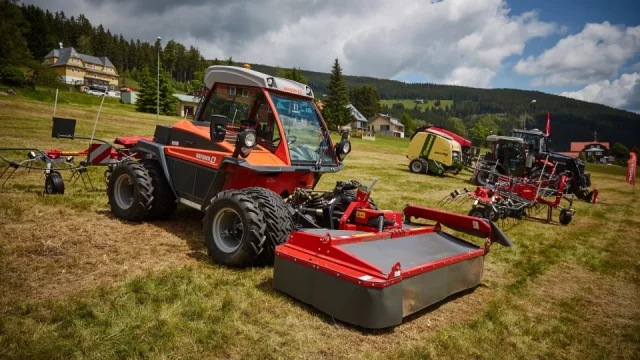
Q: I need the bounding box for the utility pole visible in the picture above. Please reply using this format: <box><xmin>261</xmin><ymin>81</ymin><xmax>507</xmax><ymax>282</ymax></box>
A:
<box><xmin>157</xmin><ymin>36</ymin><xmax>161</xmax><ymax>120</ymax></box>
<box><xmin>523</xmin><ymin>99</ymin><xmax>536</xmax><ymax>129</ymax></box>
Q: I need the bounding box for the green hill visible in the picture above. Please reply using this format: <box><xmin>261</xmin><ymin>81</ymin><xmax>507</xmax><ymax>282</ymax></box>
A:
<box><xmin>248</xmin><ymin>63</ymin><xmax>640</xmax><ymax>151</ymax></box>
<box><xmin>380</xmin><ymin>99</ymin><xmax>453</xmax><ymax>111</ymax></box>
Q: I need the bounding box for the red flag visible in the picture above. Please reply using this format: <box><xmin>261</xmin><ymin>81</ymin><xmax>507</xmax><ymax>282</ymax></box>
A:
<box><xmin>628</xmin><ymin>152</ymin><xmax>637</xmax><ymax>186</ymax></box>
<box><xmin>546</xmin><ymin>112</ymin><xmax>550</xmax><ymax>136</ymax></box>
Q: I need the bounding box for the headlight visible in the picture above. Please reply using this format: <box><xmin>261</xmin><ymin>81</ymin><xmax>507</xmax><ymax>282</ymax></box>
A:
<box><xmin>306</xmin><ymin>86</ymin><xmax>312</xmax><ymax>96</ymax></box>
<box><xmin>27</xmin><ymin>151</ymin><xmax>37</xmax><ymax>159</ymax></box>
<box><xmin>244</xmin><ymin>132</ymin><xmax>256</xmax><ymax>147</ymax></box>
<box><xmin>342</xmin><ymin>141</ymin><xmax>351</xmax><ymax>154</ymax></box>
<box><xmin>267</xmin><ymin>77</ymin><xmax>276</xmax><ymax>87</ymax></box>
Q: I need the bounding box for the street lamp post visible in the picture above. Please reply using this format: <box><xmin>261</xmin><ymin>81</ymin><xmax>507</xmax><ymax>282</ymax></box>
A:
<box><xmin>523</xmin><ymin>99</ymin><xmax>536</xmax><ymax>129</ymax></box>
<box><xmin>157</xmin><ymin>36</ymin><xmax>161</xmax><ymax>120</ymax></box>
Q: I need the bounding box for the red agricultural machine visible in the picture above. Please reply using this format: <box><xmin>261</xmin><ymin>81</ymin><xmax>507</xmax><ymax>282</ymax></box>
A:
<box><xmin>1</xmin><ymin>66</ymin><xmax>514</xmax><ymax>329</ymax></box>
<box><xmin>444</xmin><ymin>166</ymin><xmax>575</xmax><ymax>225</ymax></box>
<box><xmin>472</xmin><ymin>130</ymin><xmax>598</xmax><ymax>203</ymax></box>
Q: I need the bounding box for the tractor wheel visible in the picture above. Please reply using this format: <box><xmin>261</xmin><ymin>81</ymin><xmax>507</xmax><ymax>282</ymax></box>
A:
<box><xmin>409</xmin><ymin>158</ymin><xmax>426</xmax><ymax>174</ymax></box>
<box><xmin>243</xmin><ymin>187</ymin><xmax>294</xmax><ymax>265</ymax></box>
<box><xmin>418</xmin><ymin>158</ymin><xmax>429</xmax><ymax>174</ymax></box>
<box><xmin>107</xmin><ymin>160</ymin><xmax>153</xmax><ymax>221</ymax></box>
<box><xmin>468</xmin><ymin>207</ymin><xmax>485</xmax><ymax>219</ymax></box>
<box><xmin>559</xmin><ymin>209</ymin><xmax>573</xmax><ymax>225</ymax></box>
<box><xmin>44</xmin><ymin>171</ymin><xmax>64</xmax><ymax>194</ymax></box>
<box><xmin>204</xmin><ymin>190</ymin><xmax>266</xmax><ymax>267</ymax></box>
<box><xmin>472</xmin><ymin>168</ymin><xmax>491</xmax><ymax>186</ymax></box>
<box><xmin>140</xmin><ymin>159</ymin><xmax>177</xmax><ymax>220</ymax></box>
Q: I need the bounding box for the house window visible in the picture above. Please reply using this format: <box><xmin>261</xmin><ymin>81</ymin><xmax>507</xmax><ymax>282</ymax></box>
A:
<box><xmin>112</xmin><ymin>77</ymin><xmax>115</xmax><ymax>81</ymax></box>
<box><xmin>94</xmin><ymin>74</ymin><xmax>96</xmax><ymax>78</ymax></box>
<box><xmin>103</xmin><ymin>75</ymin><xmax>106</xmax><ymax>79</ymax></box>
<box><xmin>380</xmin><ymin>125</ymin><xmax>390</xmax><ymax>131</ymax></box>
<box><xmin>596</xmin><ymin>152</ymin><xmax>602</xmax><ymax>156</ymax></box>
<box><xmin>241</xmin><ymin>89</ymin><xmax>249</xmax><ymax>98</ymax></box>
<box><xmin>229</xmin><ymin>87</ymin><xmax>237</xmax><ymax>96</ymax></box>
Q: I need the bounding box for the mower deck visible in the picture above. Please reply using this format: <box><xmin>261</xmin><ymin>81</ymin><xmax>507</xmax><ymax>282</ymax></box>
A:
<box><xmin>273</xmin><ymin>223</ymin><xmax>487</xmax><ymax>329</ymax></box>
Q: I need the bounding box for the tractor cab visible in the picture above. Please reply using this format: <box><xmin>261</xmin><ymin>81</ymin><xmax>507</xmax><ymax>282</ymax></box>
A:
<box><xmin>510</xmin><ymin>128</ymin><xmax>548</xmax><ymax>155</ymax></box>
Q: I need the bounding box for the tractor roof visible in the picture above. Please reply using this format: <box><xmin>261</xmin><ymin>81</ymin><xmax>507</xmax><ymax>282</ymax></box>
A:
<box><xmin>426</xmin><ymin>128</ymin><xmax>454</xmax><ymax>141</ymax></box>
<box><xmin>511</xmin><ymin>128</ymin><xmax>546</xmax><ymax>136</ymax></box>
<box><xmin>486</xmin><ymin>135</ymin><xmax>525</xmax><ymax>143</ymax></box>
<box><xmin>204</xmin><ymin>66</ymin><xmax>313</xmax><ymax>99</ymax></box>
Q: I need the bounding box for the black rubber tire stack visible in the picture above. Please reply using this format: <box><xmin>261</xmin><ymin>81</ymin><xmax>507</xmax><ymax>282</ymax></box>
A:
<box><xmin>107</xmin><ymin>160</ymin><xmax>153</xmax><ymax>221</ymax></box>
<box><xmin>203</xmin><ymin>190</ymin><xmax>266</xmax><ymax>267</ymax></box>
<box><xmin>243</xmin><ymin>187</ymin><xmax>294</xmax><ymax>265</ymax></box>
<box><xmin>139</xmin><ymin>159</ymin><xmax>177</xmax><ymax>220</ymax></box>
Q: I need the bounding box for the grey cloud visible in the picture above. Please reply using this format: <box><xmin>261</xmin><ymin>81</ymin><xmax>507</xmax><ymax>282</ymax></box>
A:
<box><xmin>22</xmin><ymin>0</ymin><xmax>557</xmax><ymax>88</ymax></box>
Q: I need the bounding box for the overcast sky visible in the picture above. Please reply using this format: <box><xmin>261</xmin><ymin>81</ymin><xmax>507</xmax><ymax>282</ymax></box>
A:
<box><xmin>23</xmin><ymin>0</ymin><xmax>640</xmax><ymax>112</ymax></box>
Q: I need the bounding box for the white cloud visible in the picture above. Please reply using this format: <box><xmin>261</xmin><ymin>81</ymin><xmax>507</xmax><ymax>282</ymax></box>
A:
<box><xmin>560</xmin><ymin>72</ymin><xmax>640</xmax><ymax>112</ymax></box>
<box><xmin>24</xmin><ymin>0</ymin><xmax>559</xmax><ymax>88</ymax></box>
<box><xmin>515</xmin><ymin>22</ymin><xmax>640</xmax><ymax>86</ymax></box>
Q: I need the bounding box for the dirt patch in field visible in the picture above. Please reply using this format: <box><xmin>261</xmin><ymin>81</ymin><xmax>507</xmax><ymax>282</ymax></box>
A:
<box><xmin>0</xmin><ymin>199</ymin><xmax>206</xmax><ymax>305</ymax></box>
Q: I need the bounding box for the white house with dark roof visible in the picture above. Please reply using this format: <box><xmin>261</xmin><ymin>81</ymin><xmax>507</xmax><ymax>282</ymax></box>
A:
<box><xmin>346</xmin><ymin>104</ymin><xmax>368</xmax><ymax>130</ymax></box>
<box><xmin>367</xmin><ymin>113</ymin><xmax>405</xmax><ymax>138</ymax></box>
<box><xmin>44</xmin><ymin>43</ymin><xmax>119</xmax><ymax>90</ymax></box>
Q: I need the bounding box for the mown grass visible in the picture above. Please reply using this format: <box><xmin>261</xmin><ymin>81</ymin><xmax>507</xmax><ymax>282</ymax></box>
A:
<box><xmin>380</xmin><ymin>99</ymin><xmax>454</xmax><ymax>111</ymax></box>
<box><xmin>0</xmin><ymin>88</ymin><xmax>639</xmax><ymax>359</ymax></box>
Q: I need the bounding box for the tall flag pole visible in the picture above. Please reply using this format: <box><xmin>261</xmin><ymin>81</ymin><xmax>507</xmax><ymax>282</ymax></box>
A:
<box><xmin>546</xmin><ymin>112</ymin><xmax>550</xmax><ymax>136</ymax></box>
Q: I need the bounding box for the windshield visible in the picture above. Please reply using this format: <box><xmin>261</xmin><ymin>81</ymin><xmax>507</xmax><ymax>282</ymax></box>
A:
<box><xmin>268</xmin><ymin>93</ymin><xmax>335</xmax><ymax>164</ymax></box>
<box><xmin>511</xmin><ymin>131</ymin><xmax>545</xmax><ymax>153</ymax></box>
<box><xmin>198</xmin><ymin>84</ymin><xmax>282</xmax><ymax>152</ymax></box>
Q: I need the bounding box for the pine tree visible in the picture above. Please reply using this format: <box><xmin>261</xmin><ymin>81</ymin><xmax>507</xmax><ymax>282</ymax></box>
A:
<box><xmin>348</xmin><ymin>84</ymin><xmax>381</xmax><ymax>118</ymax></box>
<box><xmin>135</xmin><ymin>67</ymin><xmax>177</xmax><ymax>116</ymax></box>
<box><xmin>323</xmin><ymin>59</ymin><xmax>352</xmax><ymax>129</ymax></box>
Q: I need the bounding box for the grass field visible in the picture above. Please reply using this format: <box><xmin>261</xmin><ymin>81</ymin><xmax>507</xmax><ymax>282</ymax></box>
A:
<box><xmin>0</xmin><ymin>88</ymin><xmax>639</xmax><ymax>359</ymax></box>
<box><xmin>380</xmin><ymin>99</ymin><xmax>454</xmax><ymax>111</ymax></box>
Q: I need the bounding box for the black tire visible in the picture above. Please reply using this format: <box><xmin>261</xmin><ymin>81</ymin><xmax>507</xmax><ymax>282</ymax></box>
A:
<box><xmin>559</xmin><ymin>209</ymin><xmax>573</xmax><ymax>225</ymax></box>
<box><xmin>44</xmin><ymin>171</ymin><xmax>64</xmax><ymax>194</ymax></box>
<box><xmin>409</xmin><ymin>158</ymin><xmax>425</xmax><ymax>174</ymax></box>
<box><xmin>204</xmin><ymin>190</ymin><xmax>266</xmax><ymax>267</ymax></box>
<box><xmin>107</xmin><ymin>160</ymin><xmax>153</xmax><ymax>221</ymax></box>
<box><xmin>468</xmin><ymin>208</ymin><xmax>485</xmax><ymax>218</ymax></box>
<box><xmin>418</xmin><ymin>158</ymin><xmax>429</xmax><ymax>174</ymax></box>
<box><xmin>243</xmin><ymin>187</ymin><xmax>294</xmax><ymax>265</ymax></box>
<box><xmin>483</xmin><ymin>206</ymin><xmax>500</xmax><ymax>222</ymax></box>
<box><xmin>140</xmin><ymin>159</ymin><xmax>177</xmax><ymax>220</ymax></box>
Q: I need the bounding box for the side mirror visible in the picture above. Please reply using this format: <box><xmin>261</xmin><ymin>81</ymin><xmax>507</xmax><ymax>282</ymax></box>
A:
<box><xmin>335</xmin><ymin>139</ymin><xmax>351</xmax><ymax>162</ymax></box>
<box><xmin>210</xmin><ymin>115</ymin><xmax>229</xmax><ymax>143</ymax></box>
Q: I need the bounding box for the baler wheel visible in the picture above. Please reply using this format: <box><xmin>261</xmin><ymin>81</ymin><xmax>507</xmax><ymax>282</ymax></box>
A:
<box><xmin>204</xmin><ymin>190</ymin><xmax>266</xmax><ymax>267</ymax></box>
<box><xmin>45</xmin><ymin>171</ymin><xmax>64</xmax><ymax>195</ymax></box>
<box><xmin>107</xmin><ymin>160</ymin><xmax>153</xmax><ymax>221</ymax></box>
<box><xmin>243</xmin><ymin>187</ymin><xmax>294</xmax><ymax>265</ymax></box>
<box><xmin>140</xmin><ymin>159</ymin><xmax>177</xmax><ymax>220</ymax></box>
<box><xmin>409</xmin><ymin>158</ymin><xmax>426</xmax><ymax>174</ymax></box>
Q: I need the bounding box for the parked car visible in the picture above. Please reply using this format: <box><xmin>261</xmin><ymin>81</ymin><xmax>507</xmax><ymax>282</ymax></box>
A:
<box><xmin>106</xmin><ymin>91</ymin><xmax>120</xmax><ymax>98</ymax></box>
<box><xmin>87</xmin><ymin>89</ymin><xmax>105</xmax><ymax>96</ymax></box>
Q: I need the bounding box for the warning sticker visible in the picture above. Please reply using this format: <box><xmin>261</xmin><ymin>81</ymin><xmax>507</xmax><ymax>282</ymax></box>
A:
<box><xmin>356</xmin><ymin>211</ymin><xmax>366</xmax><ymax>219</ymax></box>
<box><xmin>473</xmin><ymin>221</ymin><xmax>479</xmax><ymax>230</ymax></box>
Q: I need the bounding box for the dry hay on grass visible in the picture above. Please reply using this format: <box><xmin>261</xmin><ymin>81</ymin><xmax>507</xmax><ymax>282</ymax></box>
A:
<box><xmin>0</xmin><ymin>196</ymin><xmax>206</xmax><ymax>305</ymax></box>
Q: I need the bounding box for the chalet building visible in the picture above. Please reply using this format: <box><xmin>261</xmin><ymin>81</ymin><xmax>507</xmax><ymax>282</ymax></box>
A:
<box><xmin>367</xmin><ymin>113</ymin><xmax>405</xmax><ymax>138</ymax></box>
<box><xmin>44</xmin><ymin>43</ymin><xmax>119</xmax><ymax>90</ymax></box>
<box><xmin>558</xmin><ymin>135</ymin><xmax>610</xmax><ymax>162</ymax></box>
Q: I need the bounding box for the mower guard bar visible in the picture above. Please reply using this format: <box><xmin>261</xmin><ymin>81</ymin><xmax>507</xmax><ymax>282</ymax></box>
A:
<box><xmin>403</xmin><ymin>205</ymin><xmax>513</xmax><ymax>247</ymax></box>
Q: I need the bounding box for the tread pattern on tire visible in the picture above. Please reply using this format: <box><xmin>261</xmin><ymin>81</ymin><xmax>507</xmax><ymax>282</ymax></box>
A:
<box><xmin>45</xmin><ymin>171</ymin><xmax>65</xmax><ymax>194</ymax></box>
<box><xmin>107</xmin><ymin>160</ymin><xmax>153</xmax><ymax>221</ymax></box>
<box><xmin>243</xmin><ymin>187</ymin><xmax>293</xmax><ymax>265</ymax></box>
<box><xmin>409</xmin><ymin>158</ymin><xmax>423</xmax><ymax>174</ymax></box>
<box><xmin>204</xmin><ymin>190</ymin><xmax>266</xmax><ymax>267</ymax></box>
<box><xmin>417</xmin><ymin>158</ymin><xmax>429</xmax><ymax>174</ymax></box>
<box><xmin>140</xmin><ymin>159</ymin><xmax>177</xmax><ymax>220</ymax></box>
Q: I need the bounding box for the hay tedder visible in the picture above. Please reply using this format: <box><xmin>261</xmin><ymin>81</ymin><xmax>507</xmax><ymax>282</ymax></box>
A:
<box><xmin>3</xmin><ymin>66</ymin><xmax>514</xmax><ymax>329</ymax></box>
<box><xmin>444</xmin><ymin>167</ymin><xmax>576</xmax><ymax>225</ymax></box>
<box><xmin>0</xmin><ymin>116</ymin><xmax>146</xmax><ymax>194</ymax></box>
<box><xmin>472</xmin><ymin>130</ymin><xmax>598</xmax><ymax>203</ymax></box>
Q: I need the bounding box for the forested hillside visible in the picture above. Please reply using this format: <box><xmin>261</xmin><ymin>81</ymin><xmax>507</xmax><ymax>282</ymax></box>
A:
<box><xmin>249</xmin><ymin>64</ymin><xmax>640</xmax><ymax>152</ymax></box>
